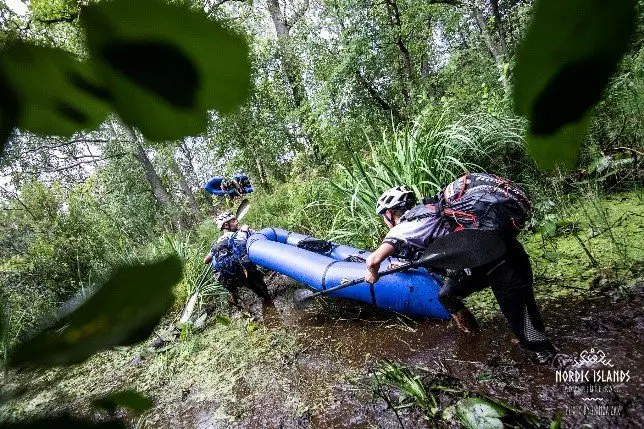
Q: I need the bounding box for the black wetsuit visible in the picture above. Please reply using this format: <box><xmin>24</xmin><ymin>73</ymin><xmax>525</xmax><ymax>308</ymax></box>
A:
<box><xmin>382</xmin><ymin>204</ymin><xmax>556</xmax><ymax>355</ymax></box>
<box><xmin>217</xmin><ymin>266</ymin><xmax>270</xmax><ymax>302</ymax></box>
<box><xmin>438</xmin><ymin>236</ymin><xmax>556</xmax><ymax>354</ymax></box>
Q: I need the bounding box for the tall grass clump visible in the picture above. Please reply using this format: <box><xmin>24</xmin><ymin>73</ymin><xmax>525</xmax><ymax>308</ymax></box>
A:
<box><xmin>162</xmin><ymin>234</ymin><xmax>226</xmax><ymax>314</ymax></box>
<box><xmin>329</xmin><ymin>112</ymin><xmax>527</xmax><ymax>248</ymax></box>
<box><xmin>243</xmin><ymin>178</ymin><xmax>337</xmax><ymax>237</ymax></box>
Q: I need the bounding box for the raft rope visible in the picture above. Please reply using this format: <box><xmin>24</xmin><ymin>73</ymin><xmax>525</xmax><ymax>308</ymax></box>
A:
<box><xmin>320</xmin><ymin>260</ymin><xmax>341</xmax><ymax>291</ymax></box>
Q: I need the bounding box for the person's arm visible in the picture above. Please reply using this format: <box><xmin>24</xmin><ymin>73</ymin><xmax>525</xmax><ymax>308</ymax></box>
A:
<box><xmin>204</xmin><ymin>252</ymin><xmax>213</xmax><ymax>265</ymax></box>
<box><xmin>364</xmin><ymin>243</ymin><xmax>396</xmax><ymax>284</ymax></box>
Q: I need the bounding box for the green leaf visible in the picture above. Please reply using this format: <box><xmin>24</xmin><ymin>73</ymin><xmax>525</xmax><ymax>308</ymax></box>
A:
<box><xmin>246</xmin><ymin>321</ymin><xmax>258</xmax><ymax>333</ymax></box>
<box><xmin>0</xmin><ymin>414</ymin><xmax>127</xmax><ymax>429</ymax></box>
<box><xmin>30</xmin><ymin>0</ymin><xmax>79</xmax><ymax>23</ymax></box>
<box><xmin>550</xmin><ymin>411</ymin><xmax>564</xmax><ymax>429</ymax></box>
<box><xmin>0</xmin><ymin>74</ymin><xmax>19</xmax><ymax>157</ymax></box>
<box><xmin>81</xmin><ymin>0</ymin><xmax>250</xmax><ymax>141</ymax></box>
<box><xmin>514</xmin><ymin>0</ymin><xmax>636</xmax><ymax>170</ymax></box>
<box><xmin>455</xmin><ymin>397</ymin><xmax>507</xmax><ymax>429</ymax></box>
<box><xmin>92</xmin><ymin>389</ymin><xmax>154</xmax><ymax>415</ymax></box>
<box><xmin>541</xmin><ymin>220</ymin><xmax>558</xmax><ymax>238</ymax></box>
<box><xmin>0</xmin><ymin>43</ymin><xmax>110</xmax><ymax>139</ymax></box>
<box><xmin>215</xmin><ymin>314</ymin><xmax>231</xmax><ymax>325</ymax></box>
<box><xmin>525</xmin><ymin>117</ymin><xmax>590</xmax><ymax>172</ymax></box>
<box><xmin>8</xmin><ymin>256</ymin><xmax>182</xmax><ymax>368</ymax></box>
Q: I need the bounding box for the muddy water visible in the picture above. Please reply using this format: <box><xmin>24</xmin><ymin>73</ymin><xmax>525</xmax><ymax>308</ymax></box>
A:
<box><xmin>257</xmin><ymin>275</ymin><xmax>644</xmax><ymax>429</ymax></box>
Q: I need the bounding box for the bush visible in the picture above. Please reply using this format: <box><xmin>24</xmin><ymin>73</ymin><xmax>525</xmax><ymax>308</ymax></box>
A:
<box><xmin>328</xmin><ymin>112</ymin><xmax>528</xmax><ymax>248</ymax></box>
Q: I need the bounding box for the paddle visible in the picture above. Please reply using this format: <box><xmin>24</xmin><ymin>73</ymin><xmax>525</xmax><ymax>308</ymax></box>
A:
<box><xmin>235</xmin><ymin>198</ymin><xmax>250</xmax><ymax>221</ymax></box>
<box><xmin>293</xmin><ymin>229</ymin><xmax>506</xmax><ymax>308</ymax></box>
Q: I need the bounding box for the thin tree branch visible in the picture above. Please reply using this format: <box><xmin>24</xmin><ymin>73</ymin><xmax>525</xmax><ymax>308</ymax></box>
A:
<box><xmin>0</xmin><ymin>184</ymin><xmax>38</xmax><ymax>222</ymax></box>
<box><xmin>287</xmin><ymin>0</ymin><xmax>310</xmax><ymax>29</ymax></box>
<box><xmin>355</xmin><ymin>71</ymin><xmax>404</xmax><ymax>122</ymax></box>
<box><xmin>21</xmin><ymin>139</ymin><xmax>114</xmax><ymax>155</ymax></box>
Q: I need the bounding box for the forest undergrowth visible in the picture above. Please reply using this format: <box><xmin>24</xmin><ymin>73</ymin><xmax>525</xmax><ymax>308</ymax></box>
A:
<box><xmin>1</xmin><ymin>182</ymin><xmax>642</xmax><ymax>427</ymax></box>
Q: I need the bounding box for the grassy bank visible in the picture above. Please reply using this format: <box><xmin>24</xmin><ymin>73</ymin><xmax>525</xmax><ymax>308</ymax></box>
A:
<box><xmin>1</xmin><ymin>190</ymin><xmax>642</xmax><ymax>427</ymax></box>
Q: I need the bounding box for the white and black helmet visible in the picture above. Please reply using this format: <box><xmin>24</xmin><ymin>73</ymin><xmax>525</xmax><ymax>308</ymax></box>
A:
<box><xmin>215</xmin><ymin>211</ymin><xmax>236</xmax><ymax>230</ymax></box>
<box><xmin>375</xmin><ymin>185</ymin><xmax>416</xmax><ymax>215</ymax></box>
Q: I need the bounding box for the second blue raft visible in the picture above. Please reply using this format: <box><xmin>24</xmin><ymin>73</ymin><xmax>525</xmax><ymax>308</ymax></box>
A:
<box><xmin>247</xmin><ymin>228</ymin><xmax>450</xmax><ymax>319</ymax></box>
<box><xmin>204</xmin><ymin>174</ymin><xmax>254</xmax><ymax>196</ymax></box>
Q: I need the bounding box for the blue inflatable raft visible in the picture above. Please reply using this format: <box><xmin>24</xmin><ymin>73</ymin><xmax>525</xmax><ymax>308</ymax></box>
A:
<box><xmin>247</xmin><ymin>228</ymin><xmax>450</xmax><ymax>319</ymax></box>
<box><xmin>204</xmin><ymin>173</ymin><xmax>254</xmax><ymax>196</ymax></box>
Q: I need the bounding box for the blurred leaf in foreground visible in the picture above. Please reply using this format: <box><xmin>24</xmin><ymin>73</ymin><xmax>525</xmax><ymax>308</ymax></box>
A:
<box><xmin>514</xmin><ymin>0</ymin><xmax>636</xmax><ymax>170</ymax></box>
<box><xmin>91</xmin><ymin>389</ymin><xmax>154</xmax><ymax>415</ymax></box>
<box><xmin>0</xmin><ymin>76</ymin><xmax>19</xmax><ymax>157</ymax></box>
<box><xmin>81</xmin><ymin>0</ymin><xmax>251</xmax><ymax>142</ymax></box>
<box><xmin>0</xmin><ymin>43</ymin><xmax>110</xmax><ymax>140</ymax></box>
<box><xmin>8</xmin><ymin>256</ymin><xmax>182</xmax><ymax>368</ymax></box>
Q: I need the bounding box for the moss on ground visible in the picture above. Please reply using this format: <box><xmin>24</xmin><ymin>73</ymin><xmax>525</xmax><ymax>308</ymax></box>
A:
<box><xmin>466</xmin><ymin>190</ymin><xmax>644</xmax><ymax>318</ymax></box>
<box><xmin>0</xmin><ymin>315</ymin><xmax>303</xmax><ymax>426</ymax></box>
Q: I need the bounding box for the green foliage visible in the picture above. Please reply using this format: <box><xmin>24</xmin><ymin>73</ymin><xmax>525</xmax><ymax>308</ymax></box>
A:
<box><xmin>0</xmin><ymin>43</ymin><xmax>110</xmax><ymax>138</ymax></box>
<box><xmin>454</xmin><ymin>397</ymin><xmax>507</xmax><ymax>429</ymax></box>
<box><xmin>450</xmin><ymin>396</ymin><xmax>541</xmax><ymax>429</ymax></box>
<box><xmin>1</xmin><ymin>0</ymin><xmax>643</xmax><ymax>425</ymax></box>
<box><xmin>514</xmin><ymin>0</ymin><xmax>636</xmax><ymax>170</ymax></box>
<box><xmin>0</xmin><ymin>181</ymin><xmax>124</xmax><ymax>348</ymax></box>
<box><xmin>591</xmin><ymin>45</ymin><xmax>644</xmax><ymax>154</ymax></box>
<box><xmin>91</xmin><ymin>389</ymin><xmax>153</xmax><ymax>415</ymax></box>
<box><xmin>0</xmin><ymin>0</ymin><xmax>251</xmax><ymax>153</ymax></box>
<box><xmin>163</xmin><ymin>234</ymin><xmax>224</xmax><ymax>315</ymax></box>
<box><xmin>8</xmin><ymin>255</ymin><xmax>182</xmax><ymax>368</ymax></box>
<box><xmin>81</xmin><ymin>0</ymin><xmax>250</xmax><ymax>141</ymax></box>
<box><xmin>373</xmin><ymin>360</ymin><xmax>436</xmax><ymax>414</ymax></box>
<box><xmin>329</xmin><ymin>112</ymin><xmax>526</xmax><ymax>248</ymax></box>
<box><xmin>243</xmin><ymin>179</ymin><xmax>336</xmax><ymax>237</ymax></box>
<box><xmin>30</xmin><ymin>0</ymin><xmax>79</xmax><ymax>23</ymax></box>
<box><xmin>374</xmin><ymin>361</ymin><xmax>543</xmax><ymax>427</ymax></box>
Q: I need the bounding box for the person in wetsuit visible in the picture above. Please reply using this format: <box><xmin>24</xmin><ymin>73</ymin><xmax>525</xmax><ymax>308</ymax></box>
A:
<box><xmin>364</xmin><ymin>185</ymin><xmax>572</xmax><ymax>368</ymax></box>
<box><xmin>204</xmin><ymin>211</ymin><xmax>271</xmax><ymax>309</ymax></box>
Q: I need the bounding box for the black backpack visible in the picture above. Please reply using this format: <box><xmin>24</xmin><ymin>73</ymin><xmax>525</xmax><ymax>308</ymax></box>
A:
<box><xmin>438</xmin><ymin>173</ymin><xmax>531</xmax><ymax>235</ymax></box>
<box><xmin>212</xmin><ymin>233</ymin><xmax>253</xmax><ymax>277</ymax></box>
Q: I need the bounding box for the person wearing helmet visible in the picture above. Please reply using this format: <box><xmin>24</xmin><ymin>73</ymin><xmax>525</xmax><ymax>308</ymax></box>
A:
<box><xmin>365</xmin><ymin>185</ymin><xmax>570</xmax><ymax>369</ymax></box>
<box><xmin>204</xmin><ymin>212</ymin><xmax>271</xmax><ymax>309</ymax></box>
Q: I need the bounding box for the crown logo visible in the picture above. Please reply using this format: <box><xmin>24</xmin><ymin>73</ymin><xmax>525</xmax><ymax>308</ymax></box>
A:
<box><xmin>574</xmin><ymin>348</ymin><xmax>614</xmax><ymax>367</ymax></box>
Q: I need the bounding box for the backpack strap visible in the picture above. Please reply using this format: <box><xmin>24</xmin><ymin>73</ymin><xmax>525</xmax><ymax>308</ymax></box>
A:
<box><xmin>455</xmin><ymin>174</ymin><xmax>469</xmax><ymax>201</ymax></box>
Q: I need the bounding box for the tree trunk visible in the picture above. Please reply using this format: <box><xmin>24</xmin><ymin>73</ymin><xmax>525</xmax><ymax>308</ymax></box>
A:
<box><xmin>265</xmin><ymin>0</ymin><xmax>323</xmax><ymax>164</ymax></box>
<box><xmin>179</xmin><ymin>139</ymin><xmax>201</xmax><ymax>187</ymax></box>
<box><xmin>356</xmin><ymin>70</ymin><xmax>404</xmax><ymax>122</ymax></box>
<box><xmin>255</xmin><ymin>157</ymin><xmax>271</xmax><ymax>192</ymax></box>
<box><xmin>133</xmin><ymin>143</ymin><xmax>173</xmax><ymax>207</ymax></box>
<box><xmin>420</xmin><ymin>16</ymin><xmax>438</xmax><ymax>99</ymax></box>
<box><xmin>266</xmin><ymin>0</ymin><xmax>307</xmax><ymax>108</ymax></box>
<box><xmin>471</xmin><ymin>3</ymin><xmax>509</xmax><ymax>92</ymax></box>
<box><xmin>124</xmin><ymin>126</ymin><xmax>173</xmax><ymax>207</ymax></box>
<box><xmin>489</xmin><ymin>0</ymin><xmax>509</xmax><ymax>57</ymax></box>
<box><xmin>384</xmin><ymin>0</ymin><xmax>414</xmax><ymax>106</ymax></box>
<box><xmin>178</xmin><ymin>138</ymin><xmax>216</xmax><ymax>213</ymax></box>
<box><xmin>170</xmin><ymin>154</ymin><xmax>200</xmax><ymax>215</ymax></box>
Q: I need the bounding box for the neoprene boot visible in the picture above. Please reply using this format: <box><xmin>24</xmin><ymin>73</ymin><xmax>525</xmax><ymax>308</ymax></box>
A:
<box><xmin>451</xmin><ymin>308</ymin><xmax>479</xmax><ymax>333</ymax></box>
<box><xmin>532</xmin><ymin>351</ymin><xmax>575</xmax><ymax>369</ymax></box>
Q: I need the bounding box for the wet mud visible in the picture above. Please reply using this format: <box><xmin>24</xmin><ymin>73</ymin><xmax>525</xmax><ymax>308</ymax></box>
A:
<box><xmin>235</xmin><ymin>274</ymin><xmax>644</xmax><ymax>429</ymax></box>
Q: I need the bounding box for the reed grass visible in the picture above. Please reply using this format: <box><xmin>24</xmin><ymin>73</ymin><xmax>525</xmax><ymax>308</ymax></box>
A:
<box><xmin>329</xmin><ymin>113</ymin><xmax>526</xmax><ymax>248</ymax></box>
